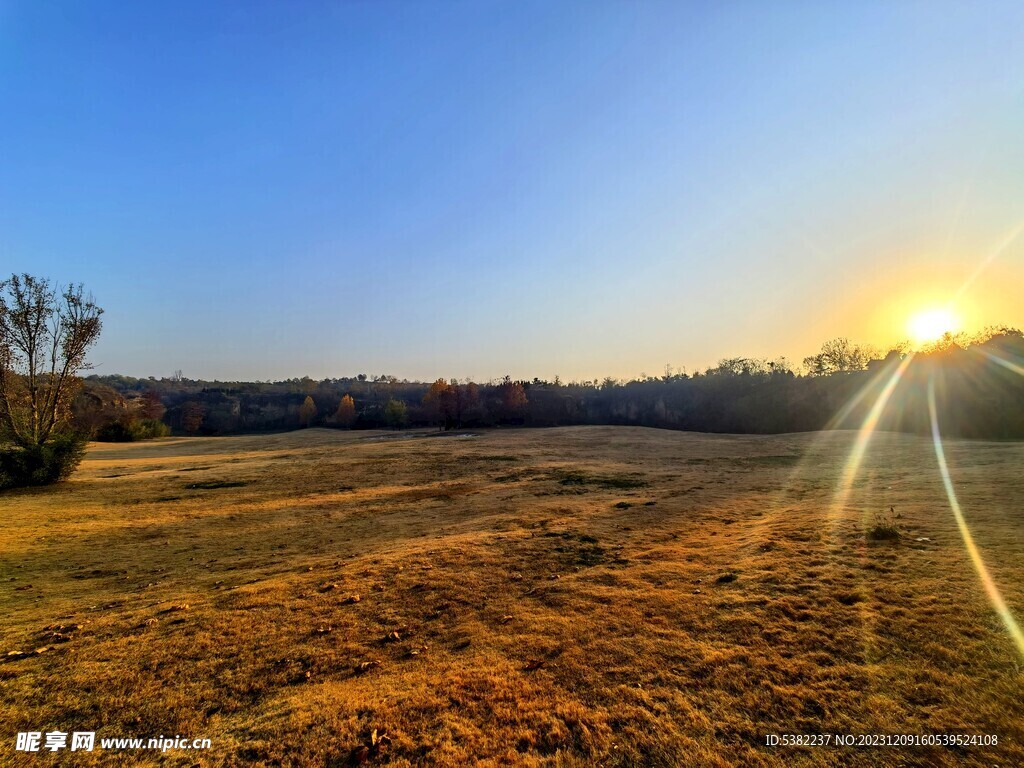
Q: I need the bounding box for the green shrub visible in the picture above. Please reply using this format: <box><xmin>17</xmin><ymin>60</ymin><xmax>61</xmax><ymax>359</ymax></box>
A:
<box><xmin>384</xmin><ymin>399</ymin><xmax>408</xmax><ymax>429</ymax></box>
<box><xmin>136</xmin><ymin>419</ymin><xmax>171</xmax><ymax>439</ymax></box>
<box><xmin>95</xmin><ymin>418</ymin><xmax>170</xmax><ymax>442</ymax></box>
<box><xmin>95</xmin><ymin>420</ymin><xmax>137</xmax><ymax>442</ymax></box>
<box><xmin>0</xmin><ymin>432</ymin><xmax>88</xmax><ymax>490</ymax></box>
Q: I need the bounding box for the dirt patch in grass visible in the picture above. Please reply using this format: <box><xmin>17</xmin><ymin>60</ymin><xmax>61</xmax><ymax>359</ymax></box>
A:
<box><xmin>552</xmin><ymin>468</ymin><xmax>647</xmax><ymax>489</ymax></box>
<box><xmin>185</xmin><ymin>480</ymin><xmax>249</xmax><ymax>490</ymax></box>
<box><xmin>684</xmin><ymin>454</ymin><xmax>800</xmax><ymax>469</ymax></box>
<box><xmin>389</xmin><ymin>483</ymin><xmax>475</xmax><ymax>503</ymax></box>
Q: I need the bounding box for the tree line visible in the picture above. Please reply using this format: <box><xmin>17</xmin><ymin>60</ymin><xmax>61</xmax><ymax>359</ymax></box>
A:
<box><xmin>75</xmin><ymin>328</ymin><xmax>1024</xmax><ymax>440</ymax></box>
<box><xmin>5</xmin><ymin>272</ymin><xmax>1023</xmax><ymax>490</ymax></box>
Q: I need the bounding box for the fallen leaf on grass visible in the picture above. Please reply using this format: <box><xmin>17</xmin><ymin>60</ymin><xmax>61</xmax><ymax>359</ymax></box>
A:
<box><xmin>499</xmin><ymin>615</ymin><xmax>513</xmax><ymax>624</ymax></box>
<box><xmin>341</xmin><ymin>595</ymin><xmax>361</xmax><ymax>604</ymax></box>
<box><xmin>355</xmin><ymin>660</ymin><xmax>381</xmax><ymax>674</ymax></box>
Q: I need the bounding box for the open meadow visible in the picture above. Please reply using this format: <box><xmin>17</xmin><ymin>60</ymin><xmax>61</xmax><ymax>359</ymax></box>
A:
<box><xmin>2</xmin><ymin>425</ymin><xmax>1023</xmax><ymax>767</ymax></box>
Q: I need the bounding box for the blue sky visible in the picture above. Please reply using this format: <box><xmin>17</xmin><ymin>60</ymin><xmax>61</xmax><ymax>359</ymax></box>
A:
<box><xmin>3</xmin><ymin>1</ymin><xmax>1023</xmax><ymax>381</ymax></box>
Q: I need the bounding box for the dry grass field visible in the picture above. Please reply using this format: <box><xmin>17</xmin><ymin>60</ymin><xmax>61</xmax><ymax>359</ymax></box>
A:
<box><xmin>2</xmin><ymin>425</ymin><xmax>1023</xmax><ymax>767</ymax></box>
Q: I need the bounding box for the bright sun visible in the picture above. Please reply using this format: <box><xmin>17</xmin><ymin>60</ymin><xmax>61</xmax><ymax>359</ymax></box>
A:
<box><xmin>908</xmin><ymin>307</ymin><xmax>959</xmax><ymax>345</ymax></box>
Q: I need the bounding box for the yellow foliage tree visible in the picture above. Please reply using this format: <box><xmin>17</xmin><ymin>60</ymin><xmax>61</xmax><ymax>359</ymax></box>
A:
<box><xmin>298</xmin><ymin>395</ymin><xmax>317</xmax><ymax>428</ymax></box>
<box><xmin>333</xmin><ymin>394</ymin><xmax>356</xmax><ymax>428</ymax></box>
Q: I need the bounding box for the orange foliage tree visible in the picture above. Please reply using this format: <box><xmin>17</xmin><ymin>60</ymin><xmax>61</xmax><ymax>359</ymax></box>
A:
<box><xmin>333</xmin><ymin>394</ymin><xmax>356</xmax><ymax>428</ymax></box>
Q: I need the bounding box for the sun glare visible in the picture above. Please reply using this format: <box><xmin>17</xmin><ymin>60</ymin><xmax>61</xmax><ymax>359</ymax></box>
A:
<box><xmin>908</xmin><ymin>307</ymin><xmax>959</xmax><ymax>345</ymax></box>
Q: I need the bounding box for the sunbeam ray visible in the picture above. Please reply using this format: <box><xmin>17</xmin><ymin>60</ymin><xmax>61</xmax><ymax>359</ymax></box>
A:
<box><xmin>831</xmin><ymin>353</ymin><xmax>915</xmax><ymax>515</ymax></box>
<box><xmin>952</xmin><ymin>219</ymin><xmax>1024</xmax><ymax>304</ymax></box>
<box><xmin>974</xmin><ymin>348</ymin><xmax>1024</xmax><ymax>377</ymax></box>
<box><xmin>927</xmin><ymin>378</ymin><xmax>1024</xmax><ymax>660</ymax></box>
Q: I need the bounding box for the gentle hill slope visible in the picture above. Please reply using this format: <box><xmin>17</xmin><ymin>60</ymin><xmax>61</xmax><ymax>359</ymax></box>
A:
<box><xmin>2</xmin><ymin>426</ymin><xmax>1023</xmax><ymax>766</ymax></box>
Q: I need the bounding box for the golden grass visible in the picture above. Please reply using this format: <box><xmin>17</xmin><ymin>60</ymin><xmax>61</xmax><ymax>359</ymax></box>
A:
<box><xmin>2</xmin><ymin>426</ymin><xmax>1023</xmax><ymax>766</ymax></box>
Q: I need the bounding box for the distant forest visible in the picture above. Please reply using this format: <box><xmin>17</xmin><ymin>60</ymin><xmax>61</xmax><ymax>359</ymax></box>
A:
<box><xmin>75</xmin><ymin>329</ymin><xmax>1024</xmax><ymax>441</ymax></box>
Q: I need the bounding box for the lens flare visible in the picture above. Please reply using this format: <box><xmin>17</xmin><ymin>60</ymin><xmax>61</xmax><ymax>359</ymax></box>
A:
<box><xmin>832</xmin><ymin>353</ymin><xmax>915</xmax><ymax>515</ymax></box>
<box><xmin>927</xmin><ymin>378</ymin><xmax>1024</xmax><ymax>660</ymax></box>
<box><xmin>975</xmin><ymin>348</ymin><xmax>1024</xmax><ymax>377</ymax></box>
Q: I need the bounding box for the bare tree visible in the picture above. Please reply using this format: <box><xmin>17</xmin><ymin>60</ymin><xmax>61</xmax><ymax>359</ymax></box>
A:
<box><xmin>802</xmin><ymin>338</ymin><xmax>876</xmax><ymax>376</ymax></box>
<box><xmin>0</xmin><ymin>274</ymin><xmax>103</xmax><ymax>449</ymax></box>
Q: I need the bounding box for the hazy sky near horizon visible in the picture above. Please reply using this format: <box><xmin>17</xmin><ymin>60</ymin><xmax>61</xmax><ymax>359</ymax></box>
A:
<box><xmin>3</xmin><ymin>1</ymin><xmax>1023</xmax><ymax>382</ymax></box>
